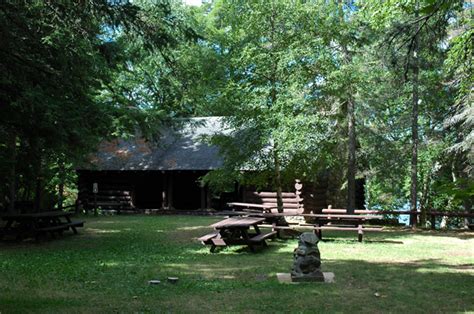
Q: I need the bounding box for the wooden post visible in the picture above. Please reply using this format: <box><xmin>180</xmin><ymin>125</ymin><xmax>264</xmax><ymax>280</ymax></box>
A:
<box><xmin>327</xmin><ymin>205</ymin><xmax>332</xmax><ymax>225</ymax></box>
<box><xmin>295</xmin><ymin>179</ymin><xmax>303</xmax><ymax>213</ymax></box>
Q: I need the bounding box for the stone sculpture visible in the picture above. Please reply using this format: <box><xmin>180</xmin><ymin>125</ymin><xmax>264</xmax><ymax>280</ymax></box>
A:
<box><xmin>291</xmin><ymin>232</ymin><xmax>324</xmax><ymax>282</ymax></box>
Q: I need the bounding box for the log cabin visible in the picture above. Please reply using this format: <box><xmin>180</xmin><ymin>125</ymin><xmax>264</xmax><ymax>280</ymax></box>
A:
<box><xmin>77</xmin><ymin>117</ymin><xmax>365</xmax><ymax>213</ymax></box>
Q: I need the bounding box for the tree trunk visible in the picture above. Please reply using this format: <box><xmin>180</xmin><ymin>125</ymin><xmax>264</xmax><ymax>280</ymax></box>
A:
<box><xmin>454</xmin><ymin>158</ymin><xmax>473</xmax><ymax>228</ymax></box>
<box><xmin>268</xmin><ymin>13</ymin><xmax>283</xmax><ymax>213</ymax></box>
<box><xmin>7</xmin><ymin>133</ymin><xmax>17</xmax><ymax>213</ymax></box>
<box><xmin>463</xmin><ymin>198</ymin><xmax>472</xmax><ymax>228</ymax></box>
<box><xmin>409</xmin><ymin>4</ymin><xmax>420</xmax><ymax>227</ymax></box>
<box><xmin>35</xmin><ymin>173</ymin><xmax>42</xmax><ymax>213</ymax></box>
<box><xmin>34</xmin><ymin>150</ymin><xmax>42</xmax><ymax>213</ymax></box>
<box><xmin>336</xmin><ymin>5</ymin><xmax>357</xmax><ymax>215</ymax></box>
<box><xmin>347</xmin><ymin>98</ymin><xmax>356</xmax><ymax>214</ymax></box>
<box><xmin>58</xmin><ymin>158</ymin><xmax>65</xmax><ymax>211</ymax></box>
<box><xmin>419</xmin><ymin>171</ymin><xmax>431</xmax><ymax>227</ymax></box>
<box><xmin>462</xmin><ymin>178</ymin><xmax>473</xmax><ymax>228</ymax></box>
<box><xmin>273</xmin><ymin>146</ymin><xmax>284</xmax><ymax>213</ymax></box>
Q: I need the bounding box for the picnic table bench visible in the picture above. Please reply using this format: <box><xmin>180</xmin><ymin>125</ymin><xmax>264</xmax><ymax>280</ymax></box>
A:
<box><xmin>198</xmin><ymin>217</ymin><xmax>277</xmax><ymax>253</ymax></box>
<box><xmin>222</xmin><ymin>201</ymin><xmax>384</xmax><ymax>242</ymax></box>
<box><xmin>0</xmin><ymin>211</ymin><xmax>84</xmax><ymax>241</ymax></box>
<box><xmin>218</xmin><ymin>210</ymin><xmax>384</xmax><ymax>242</ymax></box>
<box><xmin>258</xmin><ymin>211</ymin><xmax>383</xmax><ymax>242</ymax></box>
<box><xmin>225</xmin><ymin>181</ymin><xmax>384</xmax><ymax>242</ymax></box>
<box><xmin>226</xmin><ymin>202</ymin><xmax>275</xmax><ymax>213</ymax></box>
<box><xmin>311</xmin><ymin>207</ymin><xmax>383</xmax><ymax>240</ymax></box>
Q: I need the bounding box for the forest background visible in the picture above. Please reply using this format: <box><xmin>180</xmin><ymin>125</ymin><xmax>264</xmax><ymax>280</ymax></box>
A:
<box><xmin>0</xmin><ymin>0</ymin><xmax>472</xmax><ymax>227</ymax></box>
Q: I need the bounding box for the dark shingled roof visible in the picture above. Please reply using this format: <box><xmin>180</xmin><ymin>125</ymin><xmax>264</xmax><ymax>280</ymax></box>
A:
<box><xmin>84</xmin><ymin>117</ymin><xmax>228</xmax><ymax>171</ymax></box>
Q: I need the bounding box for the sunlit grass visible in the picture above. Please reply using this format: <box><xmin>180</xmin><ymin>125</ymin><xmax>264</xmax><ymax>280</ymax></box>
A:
<box><xmin>0</xmin><ymin>215</ymin><xmax>472</xmax><ymax>313</ymax></box>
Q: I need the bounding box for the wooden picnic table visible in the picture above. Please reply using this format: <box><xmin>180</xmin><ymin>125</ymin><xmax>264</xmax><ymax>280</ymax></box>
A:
<box><xmin>218</xmin><ymin>211</ymin><xmax>384</xmax><ymax>242</ymax></box>
<box><xmin>199</xmin><ymin>217</ymin><xmax>276</xmax><ymax>253</ymax></box>
<box><xmin>297</xmin><ymin>213</ymin><xmax>382</xmax><ymax>241</ymax></box>
<box><xmin>0</xmin><ymin>211</ymin><xmax>84</xmax><ymax>241</ymax></box>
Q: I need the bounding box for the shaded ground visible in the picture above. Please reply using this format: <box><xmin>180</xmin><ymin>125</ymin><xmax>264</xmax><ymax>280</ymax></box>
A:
<box><xmin>0</xmin><ymin>215</ymin><xmax>473</xmax><ymax>313</ymax></box>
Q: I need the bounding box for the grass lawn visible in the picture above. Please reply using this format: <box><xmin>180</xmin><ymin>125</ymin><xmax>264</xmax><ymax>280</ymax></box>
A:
<box><xmin>0</xmin><ymin>215</ymin><xmax>473</xmax><ymax>313</ymax></box>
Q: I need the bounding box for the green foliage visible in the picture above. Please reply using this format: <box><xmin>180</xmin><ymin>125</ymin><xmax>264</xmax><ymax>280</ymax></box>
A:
<box><xmin>444</xmin><ymin>24</ymin><xmax>473</xmax><ymax>159</ymax></box>
<box><xmin>198</xmin><ymin>1</ymin><xmax>343</xmax><ymax>192</ymax></box>
<box><xmin>0</xmin><ymin>0</ymin><xmax>471</xmax><ymax>216</ymax></box>
<box><xmin>195</xmin><ymin>0</ymin><xmax>473</xmax><ymax>215</ymax></box>
<box><xmin>0</xmin><ymin>1</ymin><xmax>194</xmax><ymax>210</ymax></box>
<box><xmin>357</xmin><ymin>0</ymin><xmax>471</xmax><ymax>215</ymax></box>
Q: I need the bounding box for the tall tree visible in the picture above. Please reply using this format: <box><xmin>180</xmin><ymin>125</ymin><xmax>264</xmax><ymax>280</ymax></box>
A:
<box><xmin>0</xmin><ymin>0</ymin><xmax>194</xmax><ymax>212</ymax></box>
<box><xmin>410</xmin><ymin>0</ymin><xmax>421</xmax><ymax>226</ymax></box>
<box><xmin>361</xmin><ymin>0</ymin><xmax>469</xmax><ymax>225</ymax></box>
<box><xmin>334</xmin><ymin>1</ymin><xmax>364</xmax><ymax>213</ymax></box>
<box><xmin>199</xmin><ymin>0</ymin><xmax>336</xmax><ymax>211</ymax></box>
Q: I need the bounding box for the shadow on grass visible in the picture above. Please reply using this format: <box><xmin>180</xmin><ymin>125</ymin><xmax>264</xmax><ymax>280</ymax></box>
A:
<box><xmin>374</xmin><ymin>227</ymin><xmax>474</xmax><ymax>240</ymax></box>
<box><xmin>389</xmin><ymin>258</ymin><xmax>474</xmax><ymax>269</ymax></box>
<box><xmin>0</xmin><ymin>232</ymin><xmax>83</xmax><ymax>249</ymax></box>
<box><xmin>319</xmin><ymin>238</ymin><xmax>405</xmax><ymax>244</ymax></box>
<box><xmin>315</xmin><ymin>258</ymin><xmax>473</xmax><ymax>312</ymax></box>
<box><xmin>210</xmin><ymin>241</ymin><xmax>289</xmax><ymax>254</ymax></box>
<box><xmin>1</xmin><ymin>215</ymin><xmax>473</xmax><ymax>313</ymax></box>
<box><xmin>1</xmin><ymin>257</ymin><xmax>472</xmax><ymax>313</ymax></box>
<box><xmin>310</xmin><ymin>228</ymin><xmax>474</xmax><ymax>243</ymax></box>
<box><xmin>156</xmin><ymin>256</ymin><xmax>474</xmax><ymax>312</ymax></box>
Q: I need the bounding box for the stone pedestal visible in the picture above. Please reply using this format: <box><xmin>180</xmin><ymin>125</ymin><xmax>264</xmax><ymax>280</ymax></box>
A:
<box><xmin>291</xmin><ymin>271</ymin><xmax>325</xmax><ymax>282</ymax></box>
<box><xmin>277</xmin><ymin>272</ymin><xmax>335</xmax><ymax>284</ymax></box>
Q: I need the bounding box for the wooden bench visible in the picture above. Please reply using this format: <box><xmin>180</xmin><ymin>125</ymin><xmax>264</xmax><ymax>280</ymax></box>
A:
<box><xmin>37</xmin><ymin>221</ymin><xmax>84</xmax><ymax>237</ymax></box>
<box><xmin>198</xmin><ymin>231</ymin><xmax>219</xmax><ymax>244</ymax></box>
<box><xmin>307</xmin><ymin>224</ymin><xmax>382</xmax><ymax>242</ymax></box>
<box><xmin>227</xmin><ymin>180</ymin><xmax>305</xmax><ymax>239</ymax></box>
<box><xmin>226</xmin><ymin>202</ymin><xmax>274</xmax><ymax>213</ymax></box>
<box><xmin>1</xmin><ymin>211</ymin><xmax>85</xmax><ymax>242</ymax></box>
<box><xmin>37</xmin><ymin>225</ymin><xmax>69</xmax><ymax>232</ymax></box>
<box><xmin>199</xmin><ymin>217</ymin><xmax>271</xmax><ymax>253</ymax></box>
<box><xmin>304</xmin><ymin>207</ymin><xmax>383</xmax><ymax>241</ymax></box>
<box><xmin>197</xmin><ymin>232</ymin><xmax>227</xmax><ymax>252</ymax></box>
<box><xmin>208</xmin><ymin>238</ymin><xmax>227</xmax><ymax>253</ymax></box>
<box><xmin>225</xmin><ymin>183</ymin><xmax>384</xmax><ymax>242</ymax></box>
<box><xmin>321</xmin><ymin>208</ymin><xmax>380</xmax><ymax>214</ymax></box>
<box><xmin>249</xmin><ymin>231</ymin><xmax>277</xmax><ymax>245</ymax></box>
<box><xmin>67</xmin><ymin>221</ymin><xmax>84</xmax><ymax>234</ymax></box>
<box><xmin>258</xmin><ymin>223</ymin><xmax>383</xmax><ymax>242</ymax></box>
<box><xmin>211</xmin><ymin>238</ymin><xmax>226</xmax><ymax>246</ymax></box>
